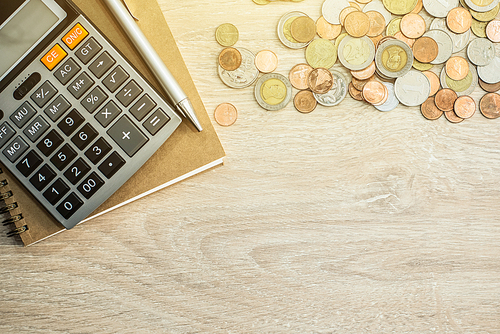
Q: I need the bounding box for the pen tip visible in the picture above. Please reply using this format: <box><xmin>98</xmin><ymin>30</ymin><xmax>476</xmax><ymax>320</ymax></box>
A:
<box><xmin>177</xmin><ymin>99</ymin><xmax>203</xmax><ymax>132</ymax></box>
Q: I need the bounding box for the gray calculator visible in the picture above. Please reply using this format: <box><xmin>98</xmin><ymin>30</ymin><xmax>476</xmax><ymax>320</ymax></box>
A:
<box><xmin>0</xmin><ymin>0</ymin><xmax>181</xmax><ymax>229</ymax></box>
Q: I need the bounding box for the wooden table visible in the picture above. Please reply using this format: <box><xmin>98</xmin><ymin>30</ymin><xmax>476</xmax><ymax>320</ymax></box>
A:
<box><xmin>2</xmin><ymin>0</ymin><xmax>500</xmax><ymax>332</ymax></box>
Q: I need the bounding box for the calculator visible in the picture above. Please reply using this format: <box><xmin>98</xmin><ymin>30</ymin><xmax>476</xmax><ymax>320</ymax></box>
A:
<box><xmin>0</xmin><ymin>0</ymin><xmax>182</xmax><ymax>229</ymax></box>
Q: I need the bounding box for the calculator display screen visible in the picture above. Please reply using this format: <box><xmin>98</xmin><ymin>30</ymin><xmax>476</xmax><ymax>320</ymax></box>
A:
<box><xmin>0</xmin><ymin>0</ymin><xmax>67</xmax><ymax>81</ymax></box>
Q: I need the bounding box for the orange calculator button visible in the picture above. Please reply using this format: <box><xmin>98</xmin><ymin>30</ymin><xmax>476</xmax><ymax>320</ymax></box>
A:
<box><xmin>41</xmin><ymin>44</ymin><xmax>67</xmax><ymax>70</ymax></box>
<box><xmin>62</xmin><ymin>23</ymin><xmax>88</xmax><ymax>50</ymax></box>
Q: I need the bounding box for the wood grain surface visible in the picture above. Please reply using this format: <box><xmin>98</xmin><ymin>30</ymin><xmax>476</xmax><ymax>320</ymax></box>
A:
<box><xmin>2</xmin><ymin>0</ymin><xmax>500</xmax><ymax>332</ymax></box>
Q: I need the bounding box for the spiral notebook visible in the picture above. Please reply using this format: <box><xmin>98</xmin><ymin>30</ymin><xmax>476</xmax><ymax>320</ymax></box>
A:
<box><xmin>1</xmin><ymin>0</ymin><xmax>225</xmax><ymax>246</ymax></box>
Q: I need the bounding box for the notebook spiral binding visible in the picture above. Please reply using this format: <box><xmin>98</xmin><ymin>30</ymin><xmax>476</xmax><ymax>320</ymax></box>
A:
<box><xmin>0</xmin><ymin>168</ymin><xmax>28</xmax><ymax>237</ymax></box>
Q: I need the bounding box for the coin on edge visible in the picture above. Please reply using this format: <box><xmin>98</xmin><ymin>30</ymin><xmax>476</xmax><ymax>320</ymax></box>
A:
<box><xmin>255</xmin><ymin>50</ymin><xmax>279</xmax><ymax>73</ymax></box>
<box><xmin>214</xmin><ymin>103</ymin><xmax>238</xmax><ymax>126</ymax></box>
<box><xmin>254</xmin><ymin>73</ymin><xmax>292</xmax><ymax>111</ymax></box>
<box><xmin>294</xmin><ymin>90</ymin><xmax>317</xmax><ymax>113</ymax></box>
<box><xmin>215</xmin><ymin>23</ymin><xmax>239</xmax><ymax>47</ymax></box>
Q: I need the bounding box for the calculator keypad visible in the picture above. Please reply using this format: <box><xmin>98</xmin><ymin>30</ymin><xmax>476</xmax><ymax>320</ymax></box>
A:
<box><xmin>0</xmin><ymin>18</ymin><xmax>181</xmax><ymax>228</ymax></box>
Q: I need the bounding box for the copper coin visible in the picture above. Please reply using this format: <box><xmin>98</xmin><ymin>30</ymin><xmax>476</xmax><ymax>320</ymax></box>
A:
<box><xmin>214</xmin><ymin>103</ymin><xmax>238</xmax><ymax>126</ymax></box>
<box><xmin>447</xmin><ymin>7</ymin><xmax>472</xmax><ymax>34</ymax></box>
<box><xmin>445</xmin><ymin>56</ymin><xmax>469</xmax><ymax>81</ymax></box>
<box><xmin>479</xmin><ymin>78</ymin><xmax>500</xmax><ymax>93</ymax></box>
<box><xmin>479</xmin><ymin>93</ymin><xmax>500</xmax><ymax>119</ymax></box>
<box><xmin>255</xmin><ymin>50</ymin><xmax>278</xmax><ymax>73</ymax></box>
<box><xmin>348</xmin><ymin>82</ymin><xmax>364</xmax><ymax>101</ymax></box>
<box><xmin>486</xmin><ymin>20</ymin><xmax>500</xmax><ymax>43</ymax></box>
<box><xmin>454</xmin><ymin>95</ymin><xmax>476</xmax><ymax>119</ymax></box>
<box><xmin>351</xmin><ymin>61</ymin><xmax>376</xmax><ymax>80</ymax></box>
<box><xmin>294</xmin><ymin>90</ymin><xmax>317</xmax><ymax>113</ymax></box>
<box><xmin>351</xmin><ymin>76</ymin><xmax>374</xmax><ymax>91</ymax></box>
<box><xmin>289</xmin><ymin>63</ymin><xmax>313</xmax><ymax>90</ymax></box>
<box><xmin>339</xmin><ymin>6</ymin><xmax>359</xmax><ymax>27</ymax></box>
<box><xmin>362</xmin><ymin>80</ymin><xmax>386</xmax><ymax>105</ymax></box>
<box><xmin>394</xmin><ymin>31</ymin><xmax>415</xmax><ymax>47</ymax></box>
<box><xmin>435</xmin><ymin>88</ymin><xmax>458</xmax><ymax>112</ymax></box>
<box><xmin>410</xmin><ymin>0</ymin><xmax>423</xmax><ymax>14</ymax></box>
<box><xmin>344</xmin><ymin>11</ymin><xmax>370</xmax><ymax>37</ymax></box>
<box><xmin>291</xmin><ymin>16</ymin><xmax>316</xmax><ymax>43</ymax></box>
<box><xmin>366</xmin><ymin>11</ymin><xmax>386</xmax><ymax>37</ymax></box>
<box><xmin>307</xmin><ymin>68</ymin><xmax>334</xmax><ymax>94</ymax></box>
<box><xmin>412</xmin><ymin>37</ymin><xmax>438</xmax><ymax>63</ymax></box>
<box><xmin>316</xmin><ymin>16</ymin><xmax>342</xmax><ymax>40</ymax></box>
<box><xmin>369</xmin><ymin>34</ymin><xmax>384</xmax><ymax>47</ymax></box>
<box><xmin>376</xmin><ymin>35</ymin><xmax>397</xmax><ymax>49</ymax></box>
<box><xmin>218</xmin><ymin>47</ymin><xmax>242</xmax><ymax>71</ymax></box>
<box><xmin>400</xmin><ymin>13</ymin><xmax>426</xmax><ymax>39</ymax></box>
<box><xmin>421</xmin><ymin>97</ymin><xmax>443</xmax><ymax>120</ymax></box>
<box><xmin>423</xmin><ymin>71</ymin><xmax>440</xmax><ymax>96</ymax></box>
<box><xmin>444</xmin><ymin>110</ymin><xmax>464</xmax><ymax>123</ymax></box>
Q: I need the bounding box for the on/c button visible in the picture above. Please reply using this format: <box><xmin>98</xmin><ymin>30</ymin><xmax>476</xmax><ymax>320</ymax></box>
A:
<box><xmin>62</xmin><ymin>23</ymin><xmax>88</xmax><ymax>50</ymax></box>
<box><xmin>40</xmin><ymin>44</ymin><xmax>67</xmax><ymax>70</ymax></box>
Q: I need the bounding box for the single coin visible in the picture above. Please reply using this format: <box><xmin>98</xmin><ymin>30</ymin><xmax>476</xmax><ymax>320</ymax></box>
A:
<box><xmin>383</xmin><ymin>0</ymin><xmax>418</xmax><ymax>15</ymax></box>
<box><xmin>423</xmin><ymin>71</ymin><xmax>440</xmax><ymax>96</ymax></box>
<box><xmin>454</xmin><ymin>95</ymin><xmax>476</xmax><ymax>118</ymax></box>
<box><xmin>255</xmin><ymin>50</ymin><xmax>278</xmax><ymax>73</ymax></box>
<box><xmin>440</xmin><ymin>65</ymin><xmax>477</xmax><ymax>96</ymax></box>
<box><xmin>471</xmin><ymin>18</ymin><xmax>488</xmax><ymax>37</ymax></box>
<box><xmin>307</xmin><ymin>68</ymin><xmax>334</xmax><ymax>94</ymax></box>
<box><xmin>338</xmin><ymin>36</ymin><xmax>376</xmax><ymax>71</ymax></box>
<box><xmin>430</xmin><ymin>18</ymin><xmax>470</xmax><ymax>53</ymax></box>
<box><xmin>413</xmin><ymin>59</ymin><xmax>434</xmax><ymax>71</ymax></box>
<box><xmin>477</xmin><ymin>56</ymin><xmax>500</xmax><ymax>84</ymax></box>
<box><xmin>479</xmin><ymin>93</ymin><xmax>500</xmax><ymax>119</ymax></box>
<box><xmin>218</xmin><ymin>48</ymin><xmax>259</xmax><ymax>89</ymax></box>
<box><xmin>322</xmin><ymin>0</ymin><xmax>350</xmax><ymax>25</ymax></box>
<box><xmin>400</xmin><ymin>13</ymin><xmax>426</xmax><ymax>39</ymax></box>
<box><xmin>375</xmin><ymin>39</ymin><xmax>413</xmax><ymax>78</ymax></box>
<box><xmin>334</xmin><ymin>33</ymin><xmax>349</xmax><ymax>49</ymax></box>
<box><xmin>394</xmin><ymin>70</ymin><xmax>431</xmax><ymax>107</ymax></box>
<box><xmin>479</xmin><ymin>78</ymin><xmax>500</xmax><ymax>92</ymax></box>
<box><xmin>277</xmin><ymin>12</ymin><xmax>310</xmax><ymax>49</ymax></box>
<box><xmin>218</xmin><ymin>47</ymin><xmax>242</xmax><ymax>71</ymax></box>
<box><xmin>374</xmin><ymin>82</ymin><xmax>400</xmax><ymax>111</ymax></box>
<box><xmin>435</xmin><ymin>88</ymin><xmax>458</xmax><ymax>111</ymax></box>
<box><xmin>344</xmin><ymin>11</ymin><xmax>370</xmax><ymax>37</ymax></box>
<box><xmin>362</xmin><ymin>80</ymin><xmax>387</xmax><ymax>105</ymax></box>
<box><xmin>340</xmin><ymin>6</ymin><xmax>360</xmax><ymax>26</ymax></box>
<box><xmin>467</xmin><ymin>38</ymin><xmax>495</xmax><ymax>66</ymax></box>
<box><xmin>289</xmin><ymin>63</ymin><xmax>313</xmax><ymax>90</ymax></box>
<box><xmin>214</xmin><ymin>103</ymin><xmax>238</xmax><ymax>126</ymax></box>
<box><xmin>423</xmin><ymin>0</ymin><xmax>459</xmax><ymax>18</ymax></box>
<box><xmin>348</xmin><ymin>82</ymin><xmax>365</xmax><ymax>101</ymax></box>
<box><xmin>291</xmin><ymin>16</ymin><xmax>317</xmax><ymax>43</ymax></box>
<box><xmin>444</xmin><ymin>110</ymin><xmax>464</xmax><ymax>123</ymax></box>
<box><xmin>351</xmin><ymin>61</ymin><xmax>376</xmax><ymax>80</ymax></box>
<box><xmin>411</xmin><ymin>0</ymin><xmax>423</xmax><ymax>13</ymax></box>
<box><xmin>394</xmin><ymin>31</ymin><xmax>415</xmax><ymax>47</ymax></box>
<box><xmin>470</xmin><ymin>3</ymin><xmax>500</xmax><ymax>22</ymax></box>
<box><xmin>294</xmin><ymin>90</ymin><xmax>317</xmax><ymax>113</ymax></box>
<box><xmin>316</xmin><ymin>16</ymin><xmax>342</xmax><ymax>40</ymax></box>
<box><xmin>215</xmin><ymin>23</ymin><xmax>239</xmax><ymax>47</ymax></box>
<box><xmin>314</xmin><ymin>70</ymin><xmax>348</xmax><ymax>106</ymax></box>
<box><xmin>421</xmin><ymin>97</ymin><xmax>443</xmax><ymax>120</ymax></box>
<box><xmin>447</xmin><ymin>7</ymin><xmax>472</xmax><ymax>34</ymax></box>
<box><xmin>352</xmin><ymin>76</ymin><xmax>374</xmax><ymax>90</ymax></box>
<box><xmin>366</xmin><ymin>11</ymin><xmax>386</xmax><ymax>37</ymax></box>
<box><xmin>412</xmin><ymin>37</ymin><xmax>438</xmax><ymax>63</ymax></box>
<box><xmin>445</xmin><ymin>56</ymin><xmax>469</xmax><ymax>81</ymax></box>
<box><xmin>464</xmin><ymin>0</ymin><xmax>500</xmax><ymax>13</ymax></box>
<box><xmin>423</xmin><ymin>29</ymin><xmax>453</xmax><ymax>65</ymax></box>
<box><xmin>362</xmin><ymin>1</ymin><xmax>392</xmax><ymax>26</ymax></box>
<box><xmin>386</xmin><ymin>18</ymin><xmax>402</xmax><ymax>36</ymax></box>
<box><xmin>486</xmin><ymin>20</ymin><xmax>500</xmax><ymax>42</ymax></box>
<box><xmin>349</xmin><ymin>1</ymin><xmax>363</xmax><ymax>10</ymax></box>
<box><xmin>254</xmin><ymin>73</ymin><xmax>292</xmax><ymax>111</ymax></box>
<box><xmin>305</xmin><ymin>38</ymin><xmax>338</xmax><ymax>69</ymax></box>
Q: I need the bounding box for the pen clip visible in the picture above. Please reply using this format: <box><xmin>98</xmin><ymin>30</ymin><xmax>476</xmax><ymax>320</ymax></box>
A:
<box><xmin>121</xmin><ymin>0</ymin><xmax>139</xmax><ymax>21</ymax></box>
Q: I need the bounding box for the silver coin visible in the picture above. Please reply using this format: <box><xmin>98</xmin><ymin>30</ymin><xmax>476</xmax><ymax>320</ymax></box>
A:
<box><xmin>277</xmin><ymin>11</ymin><xmax>310</xmax><ymax>49</ymax></box>
<box><xmin>322</xmin><ymin>0</ymin><xmax>350</xmax><ymax>25</ymax></box>
<box><xmin>218</xmin><ymin>48</ymin><xmax>259</xmax><ymax>89</ymax></box>
<box><xmin>464</xmin><ymin>0</ymin><xmax>500</xmax><ymax>12</ymax></box>
<box><xmin>375</xmin><ymin>39</ymin><xmax>413</xmax><ymax>78</ymax></box>
<box><xmin>430</xmin><ymin>18</ymin><xmax>470</xmax><ymax>53</ymax></box>
<box><xmin>423</xmin><ymin>29</ymin><xmax>453</xmax><ymax>65</ymax></box>
<box><xmin>394</xmin><ymin>70</ymin><xmax>431</xmax><ymax>107</ymax></box>
<box><xmin>477</xmin><ymin>56</ymin><xmax>500</xmax><ymax>84</ymax></box>
<box><xmin>423</xmin><ymin>0</ymin><xmax>459</xmax><ymax>18</ymax></box>
<box><xmin>338</xmin><ymin>36</ymin><xmax>376</xmax><ymax>71</ymax></box>
<box><xmin>467</xmin><ymin>38</ymin><xmax>496</xmax><ymax>66</ymax></box>
<box><xmin>440</xmin><ymin>64</ymin><xmax>478</xmax><ymax>96</ymax></box>
<box><xmin>254</xmin><ymin>73</ymin><xmax>292</xmax><ymax>111</ymax></box>
<box><xmin>375</xmin><ymin>82</ymin><xmax>399</xmax><ymax>112</ymax></box>
<box><xmin>362</xmin><ymin>1</ymin><xmax>392</xmax><ymax>27</ymax></box>
<box><xmin>313</xmin><ymin>70</ymin><xmax>348</xmax><ymax>107</ymax></box>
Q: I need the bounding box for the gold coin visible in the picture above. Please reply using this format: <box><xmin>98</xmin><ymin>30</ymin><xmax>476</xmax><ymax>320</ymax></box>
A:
<box><xmin>215</xmin><ymin>23</ymin><xmax>239</xmax><ymax>47</ymax></box>
<box><xmin>383</xmin><ymin>0</ymin><xmax>418</xmax><ymax>15</ymax></box>
<box><xmin>316</xmin><ymin>16</ymin><xmax>342</xmax><ymax>40</ymax></box>
<box><xmin>334</xmin><ymin>33</ymin><xmax>348</xmax><ymax>49</ymax></box>
<box><xmin>386</xmin><ymin>18</ymin><xmax>402</xmax><ymax>36</ymax></box>
<box><xmin>305</xmin><ymin>38</ymin><xmax>338</xmax><ymax>68</ymax></box>
<box><xmin>261</xmin><ymin>78</ymin><xmax>287</xmax><ymax>105</ymax></box>
<box><xmin>470</xmin><ymin>0</ymin><xmax>494</xmax><ymax>6</ymax></box>
<box><xmin>284</xmin><ymin>17</ymin><xmax>300</xmax><ymax>43</ymax></box>
<box><xmin>470</xmin><ymin>3</ymin><xmax>500</xmax><ymax>22</ymax></box>
<box><xmin>344</xmin><ymin>11</ymin><xmax>370</xmax><ymax>37</ymax></box>
<box><xmin>349</xmin><ymin>1</ymin><xmax>362</xmax><ymax>10</ymax></box>
<box><xmin>471</xmin><ymin>18</ymin><xmax>488</xmax><ymax>38</ymax></box>
<box><xmin>290</xmin><ymin>16</ymin><xmax>317</xmax><ymax>43</ymax></box>
<box><xmin>445</xmin><ymin>70</ymin><xmax>473</xmax><ymax>93</ymax></box>
<box><xmin>381</xmin><ymin>45</ymin><xmax>408</xmax><ymax>72</ymax></box>
<box><xmin>413</xmin><ymin>59</ymin><xmax>433</xmax><ymax>71</ymax></box>
<box><xmin>252</xmin><ymin>0</ymin><xmax>270</xmax><ymax>4</ymax></box>
<box><xmin>214</xmin><ymin>103</ymin><xmax>237</xmax><ymax>126</ymax></box>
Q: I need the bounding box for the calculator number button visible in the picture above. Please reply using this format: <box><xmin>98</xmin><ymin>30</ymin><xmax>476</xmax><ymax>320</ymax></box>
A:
<box><xmin>10</xmin><ymin>101</ymin><xmax>36</xmax><ymax>128</ymax></box>
<box><xmin>54</xmin><ymin>58</ymin><xmax>81</xmax><ymax>86</ymax></box>
<box><xmin>41</xmin><ymin>44</ymin><xmax>67</xmax><ymax>71</ymax></box>
<box><xmin>64</xmin><ymin>158</ymin><xmax>90</xmax><ymax>185</ymax></box>
<box><xmin>58</xmin><ymin>109</ymin><xmax>85</xmax><ymax>136</ymax></box>
<box><xmin>16</xmin><ymin>150</ymin><xmax>43</xmax><ymax>177</ymax></box>
<box><xmin>0</xmin><ymin>122</ymin><xmax>16</xmax><ymax>148</ymax></box>
<box><xmin>131</xmin><ymin>94</ymin><xmax>156</xmax><ymax>121</ymax></box>
<box><xmin>98</xmin><ymin>151</ymin><xmax>125</xmax><ymax>179</ymax></box>
<box><xmin>143</xmin><ymin>109</ymin><xmax>170</xmax><ymax>135</ymax></box>
<box><xmin>95</xmin><ymin>101</ymin><xmax>121</xmax><ymax>127</ymax></box>
<box><xmin>85</xmin><ymin>137</ymin><xmax>111</xmax><ymax>164</ymax></box>
<box><xmin>71</xmin><ymin>123</ymin><xmax>98</xmax><ymax>150</ymax></box>
<box><xmin>50</xmin><ymin>144</ymin><xmax>77</xmax><ymax>171</ymax></box>
<box><xmin>68</xmin><ymin>72</ymin><xmax>94</xmax><ymax>99</ymax></box>
<box><xmin>75</xmin><ymin>37</ymin><xmax>102</xmax><ymax>64</ymax></box>
<box><xmin>23</xmin><ymin>116</ymin><xmax>49</xmax><ymax>143</ymax></box>
<box><xmin>2</xmin><ymin>136</ymin><xmax>28</xmax><ymax>163</ymax></box>
<box><xmin>117</xmin><ymin>80</ymin><xmax>142</xmax><ymax>107</ymax></box>
<box><xmin>107</xmin><ymin>115</ymin><xmax>148</xmax><ymax>157</ymax></box>
<box><xmin>37</xmin><ymin>129</ymin><xmax>64</xmax><ymax>157</ymax></box>
<box><xmin>62</xmin><ymin>23</ymin><xmax>88</xmax><ymax>50</ymax></box>
<box><xmin>77</xmin><ymin>172</ymin><xmax>104</xmax><ymax>199</ymax></box>
<box><xmin>103</xmin><ymin>66</ymin><xmax>129</xmax><ymax>93</ymax></box>
<box><xmin>56</xmin><ymin>192</ymin><xmax>83</xmax><ymax>219</ymax></box>
<box><xmin>31</xmin><ymin>81</ymin><xmax>58</xmax><ymax>108</ymax></box>
<box><xmin>43</xmin><ymin>95</ymin><xmax>71</xmax><ymax>122</ymax></box>
<box><xmin>81</xmin><ymin>86</ymin><xmax>108</xmax><ymax>113</ymax></box>
<box><xmin>29</xmin><ymin>164</ymin><xmax>56</xmax><ymax>191</ymax></box>
<box><xmin>89</xmin><ymin>51</ymin><xmax>115</xmax><ymax>78</ymax></box>
<box><xmin>43</xmin><ymin>179</ymin><xmax>70</xmax><ymax>205</ymax></box>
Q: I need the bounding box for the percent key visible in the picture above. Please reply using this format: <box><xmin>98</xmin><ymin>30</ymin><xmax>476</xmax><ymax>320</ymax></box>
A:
<box><xmin>82</xmin><ymin>86</ymin><xmax>108</xmax><ymax>113</ymax></box>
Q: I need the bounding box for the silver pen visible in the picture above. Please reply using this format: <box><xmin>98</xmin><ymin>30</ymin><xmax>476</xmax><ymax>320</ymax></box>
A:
<box><xmin>101</xmin><ymin>0</ymin><xmax>203</xmax><ymax>131</ymax></box>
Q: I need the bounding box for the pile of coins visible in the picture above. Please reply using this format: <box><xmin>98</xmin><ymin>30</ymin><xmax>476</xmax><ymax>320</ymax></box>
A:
<box><xmin>214</xmin><ymin>0</ymin><xmax>500</xmax><ymax>125</ymax></box>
